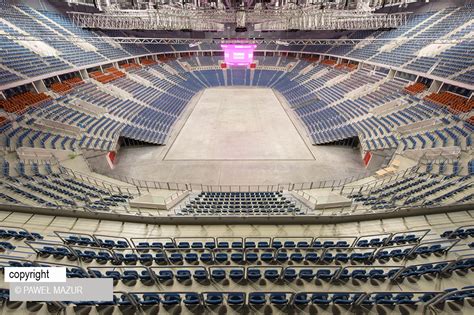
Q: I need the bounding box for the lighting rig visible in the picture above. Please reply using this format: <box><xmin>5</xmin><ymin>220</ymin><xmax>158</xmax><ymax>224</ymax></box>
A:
<box><xmin>67</xmin><ymin>0</ymin><xmax>416</xmax><ymax>32</ymax></box>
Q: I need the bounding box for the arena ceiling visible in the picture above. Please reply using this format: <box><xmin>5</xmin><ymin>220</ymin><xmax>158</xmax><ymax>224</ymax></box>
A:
<box><xmin>67</xmin><ymin>0</ymin><xmax>419</xmax><ymax>11</ymax></box>
<box><xmin>59</xmin><ymin>0</ymin><xmax>423</xmax><ymax>32</ymax></box>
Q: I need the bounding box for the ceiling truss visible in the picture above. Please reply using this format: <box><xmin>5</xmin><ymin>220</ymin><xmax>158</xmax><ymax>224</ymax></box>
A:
<box><xmin>0</xmin><ymin>34</ymin><xmax>469</xmax><ymax>46</ymax></box>
<box><xmin>67</xmin><ymin>9</ymin><xmax>410</xmax><ymax>31</ymax></box>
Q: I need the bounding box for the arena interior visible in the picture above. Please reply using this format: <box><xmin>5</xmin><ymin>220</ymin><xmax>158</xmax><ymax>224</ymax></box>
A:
<box><xmin>0</xmin><ymin>0</ymin><xmax>473</xmax><ymax>313</ymax></box>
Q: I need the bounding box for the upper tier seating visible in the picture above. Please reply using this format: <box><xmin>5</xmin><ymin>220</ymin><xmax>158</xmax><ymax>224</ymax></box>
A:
<box><xmin>0</xmin><ymin>4</ymin><xmax>473</xmax><ymax>87</ymax></box>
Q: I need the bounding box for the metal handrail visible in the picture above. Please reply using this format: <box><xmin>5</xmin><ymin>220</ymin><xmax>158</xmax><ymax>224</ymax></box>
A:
<box><xmin>59</xmin><ymin>166</ymin><xmax>143</xmax><ymax>196</ymax></box>
<box><xmin>86</xmin><ymin>166</ymin><xmax>376</xmax><ymax>193</ymax></box>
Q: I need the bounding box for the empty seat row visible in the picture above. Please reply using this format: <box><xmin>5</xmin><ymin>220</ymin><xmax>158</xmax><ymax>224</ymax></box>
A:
<box><xmin>4</xmin><ymin>288</ymin><xmax>471</xmax><ymax>310</ymax></box>
<box><xmin>32</xmin><ymin>241</ymin><xmax>453</xmax><ymax>265</ymax></box>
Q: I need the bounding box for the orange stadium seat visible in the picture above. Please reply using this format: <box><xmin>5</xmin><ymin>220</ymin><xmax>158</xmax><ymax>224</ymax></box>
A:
<box><xmin>404</xmin><ymin>82</ymin><xmax>426</xmax><ymax>94</ymax></box>
<box><xmin>335</xmin><ymin>62</ymin><xmax>357</xmax><ymax>71</ymax></box>
<box><xmin>140</xmin><ymin>58</ymin><xmax>157</xmax><ymax>66</ymax></box>
<box><xmin>63</xmin><ymin>77</ymin><xmax>84</xmax><ymax>86</ymax></box>
<box><xmin>89</xmin><ymin>68</ymin><xmax>125</xmax><ymax>84</ymax></box>
<box><xmin>302</xmin><ymin>57</ymin><xmax>319</xmax><ymax>63</ymax></box>
<box><xmin>321</xmin><ymin>59</ymin><xmax>337</xmax><ymax>66</ymax></box>
<box><xmin>425</xmin><ymin>91</ymin><xmax>472</xmax><ymax>113</ymax></box>
<box><xmin>450</xmin><ymin>99</ymin><xmax>474</xmax><ymax>113</ymax></box>
<box><xmin>50</xmin><ymin>77</ymin><xmax>85</xmax><ymax>94</ymax></box>
<box><xmin>50</xmin><ymin>82</ymin><xmax>72</xmax><ymax>95</ymax></box>
<box><xmin>105</xmin><ymin>67</ymin><xmax>126</xmax><ymax>78</ymax></box>
<box><xmin>157</xmin><ymin>54</ymin><xmax>176</xmax><ymax>62</ymax></box>
<box><xmin>120</xmin><ymin>63</ymin><xmax>141</xmax><ymax>71</ymax></box>
<box><xmin>0</xmin><ymin>91</ymin><xmax>51</xmax><ymax>113</ymax></box>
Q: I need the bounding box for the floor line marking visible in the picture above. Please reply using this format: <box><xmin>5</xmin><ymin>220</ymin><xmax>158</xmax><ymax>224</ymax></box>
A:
<box><xmin>162</xmin><ymin>90</ymin><xmax>204</xmax><ymax>161</ymax></box>
<box><xmin>273</xmin><ymin>89</ymin><xmax>317</xmax><ymax>160</ymax></box>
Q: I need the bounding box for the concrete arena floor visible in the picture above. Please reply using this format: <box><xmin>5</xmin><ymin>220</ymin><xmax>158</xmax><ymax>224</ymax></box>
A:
<box><xmin>97</xmin><ymin>87</ymin><xmax>366</xmax><ymax>186</ymax></box>
<box><xmin>165</xmin><ymin>88</ymin><xmax>313</xmax><ymax>160</ymax></box>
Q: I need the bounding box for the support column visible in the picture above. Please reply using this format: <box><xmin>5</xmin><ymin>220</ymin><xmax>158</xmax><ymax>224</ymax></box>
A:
<box><xmin>33</xmin><ymin>79</ymin><xmax>47</xmax><ymax>93</ymax></box>
<box><xmin>387</xmin><ymin>69</ymin><xmax>396</xmax><ymax>80</ymax></box>
<box><xmin>80</xmin><ymin>69</ymin><xmax>89</xmax><ymax>80</ymax></box>
<box><xmin>429</xmin><ymin>80</ymin><xmax>443</xmax><ymax>93</ymax></box>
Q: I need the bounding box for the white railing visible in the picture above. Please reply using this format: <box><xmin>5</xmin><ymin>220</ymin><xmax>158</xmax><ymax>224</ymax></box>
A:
<box><xmin>59</xmin><ymin>166</ymin><xmax>143</xmax><ymax>196</ymax></box>
<box><xmin>86</xmin><ymin>162</ymin><xmax>375</xmax><ymax>193</ymax></box>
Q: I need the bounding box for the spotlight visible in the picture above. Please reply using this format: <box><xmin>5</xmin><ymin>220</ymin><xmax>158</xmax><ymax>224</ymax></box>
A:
<box><xmin>275</xmin><ymin>40</ymin><xmax>289</xmax><ymax>47</ymax></box>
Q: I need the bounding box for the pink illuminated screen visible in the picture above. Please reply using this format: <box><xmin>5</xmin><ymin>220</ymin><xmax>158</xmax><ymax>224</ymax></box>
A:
<box><xmin>221</xmin><ymin>44</ymin><xmax>257</xmax><ymax>66</ymax></box>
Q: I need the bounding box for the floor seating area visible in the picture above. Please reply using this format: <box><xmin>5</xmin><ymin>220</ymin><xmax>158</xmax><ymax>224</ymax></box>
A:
<box><xmin>177</xmin><ymin>192</ymin><xmax>306</xmax><ymax>216</ymax></box>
